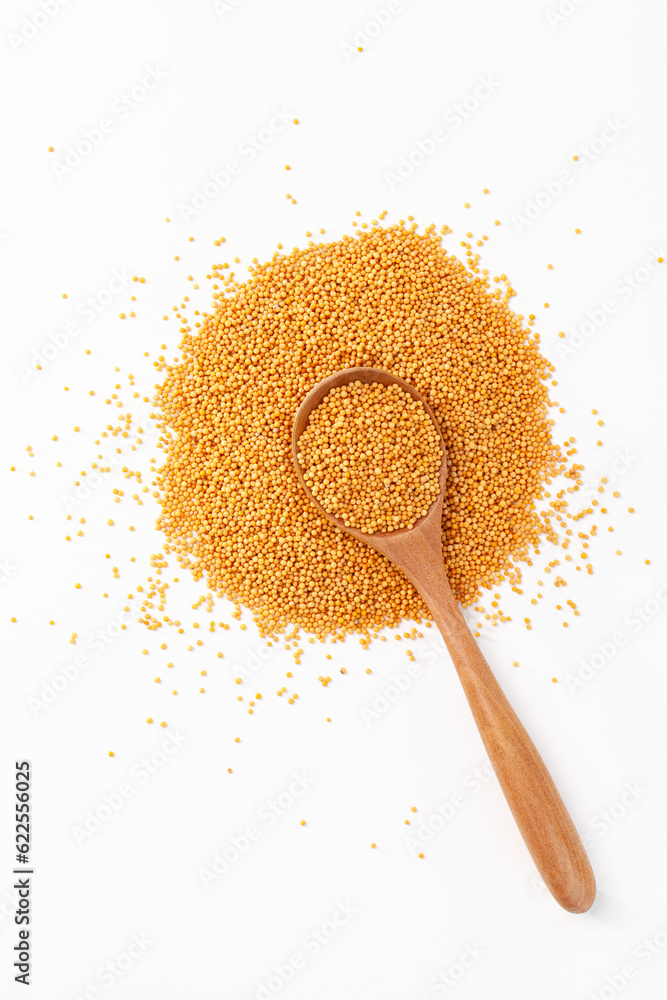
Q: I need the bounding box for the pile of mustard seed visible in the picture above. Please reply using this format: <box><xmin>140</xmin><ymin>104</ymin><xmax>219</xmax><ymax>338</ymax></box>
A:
<box><xmin>297</xmin><ymin>381</ymin><xmax>442</xmax><ymax>533</ymax></box>
<box><xmin>153</xmin><ymin>222</ymin><xmax>569</xmax><ymax>641</ymax></box>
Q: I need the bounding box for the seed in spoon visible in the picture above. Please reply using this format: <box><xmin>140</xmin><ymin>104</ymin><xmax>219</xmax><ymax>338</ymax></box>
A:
<box><xmin>297</xmin><ymin>381</ymin><xmax>443</xmax><ymax>534</ymax></box>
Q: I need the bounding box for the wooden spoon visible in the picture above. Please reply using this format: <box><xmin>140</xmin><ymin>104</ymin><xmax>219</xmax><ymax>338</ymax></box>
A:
<box><xmin>292</xmin><ymin>366</ymin><xmax>596</xmax><ymax>913</ymax></box>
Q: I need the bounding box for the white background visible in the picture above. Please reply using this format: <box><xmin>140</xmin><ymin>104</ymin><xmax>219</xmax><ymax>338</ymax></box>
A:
<box><xmin>2</xmin><ymin>1</ymin><xmax>667</xmax><ymax>998</ymax></box>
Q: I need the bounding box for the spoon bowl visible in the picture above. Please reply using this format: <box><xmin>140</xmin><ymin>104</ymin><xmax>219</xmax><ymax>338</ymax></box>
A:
<box><xmin>292</xmin><ymin>366</ymin><xmax>448</xmax><ymax>558</ymax></box>
<box><xmin>292</xmin><ymin>366</ymin><xmax>596</xmax><ymax>914</ymax></box>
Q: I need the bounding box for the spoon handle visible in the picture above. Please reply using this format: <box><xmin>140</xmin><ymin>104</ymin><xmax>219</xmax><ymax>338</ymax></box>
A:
<box><xmin>419</xmin><ymin>568</ymin><xmax>596</xmax><ymax>912</ymax></box>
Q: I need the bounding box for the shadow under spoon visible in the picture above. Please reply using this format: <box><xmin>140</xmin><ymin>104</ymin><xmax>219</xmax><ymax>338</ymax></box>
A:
<box><xmin>292</xmin><ymin>366</ymin><xmax>596</xmax><ymax>914</ymax></box>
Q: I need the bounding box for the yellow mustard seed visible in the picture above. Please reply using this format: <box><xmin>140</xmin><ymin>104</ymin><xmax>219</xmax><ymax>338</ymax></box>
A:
<box><xmin>297</xmin><ymin>382</ymin><xmax>442</xmax><ymax>534</ymax></box>
<box><xmin>152</xmin><ymin>222</ymin><xmax>584</xmax><ymax>639</ymax></box>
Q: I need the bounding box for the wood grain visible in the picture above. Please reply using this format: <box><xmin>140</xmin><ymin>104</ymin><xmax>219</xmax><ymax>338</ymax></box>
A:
<box><xmin>292</xmin><ymin>367</ymin><xmax>596</xmax><ymax>913</ymax></box>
